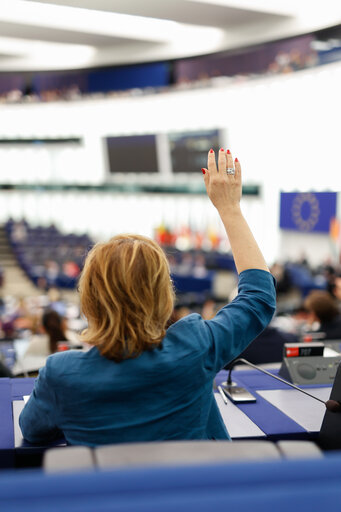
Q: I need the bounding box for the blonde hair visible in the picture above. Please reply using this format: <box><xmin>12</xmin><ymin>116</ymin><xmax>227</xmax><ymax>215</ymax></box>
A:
<box><xmin>78</xmin><ymin>234</ymin><xmax>175</xmax><ymax>361</ymax></box>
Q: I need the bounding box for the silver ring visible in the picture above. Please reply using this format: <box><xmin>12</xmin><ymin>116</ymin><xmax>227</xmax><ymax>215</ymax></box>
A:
<box><xmin>226</xmin><ymin>168</ymin><xmax>235</xmax><ymax>175</ymax></box>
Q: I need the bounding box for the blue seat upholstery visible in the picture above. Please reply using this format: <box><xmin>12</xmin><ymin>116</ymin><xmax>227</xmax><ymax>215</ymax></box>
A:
<box><xmin>1</xmin><ymin>454</ymin><xmax>341</xmax><ymax>511</ymax></box>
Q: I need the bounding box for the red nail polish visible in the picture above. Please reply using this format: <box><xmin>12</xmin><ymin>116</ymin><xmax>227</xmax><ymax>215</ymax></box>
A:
<box><xmin>235</xmin><ymin>157</ymin><xmax>238</xmax><ymax>162</ymax></box>
<box><xmin>220</xmin><ymin>148</ymin><xmax>224</xmax><ymax>152</ymax></box>
<box><xmin>209</xmin><ymin>149</ymin><xmax>214</xmax><ymax>154</ymax></box>
<box><xmin>201</xmin><ymin>168</ymin><xmax>206</xmax><ymax>174</ymax></box>
<box><xmin>226</xmin><ymin>149</ymin><xmax>231</xmax><ymax>154</ymax></box>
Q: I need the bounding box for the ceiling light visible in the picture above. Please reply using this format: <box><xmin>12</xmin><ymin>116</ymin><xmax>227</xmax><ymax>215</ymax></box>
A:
<box><xmin>0</xmin><ymin>1</ymin><xmax>193</xmax><ymax>43</ymax></box>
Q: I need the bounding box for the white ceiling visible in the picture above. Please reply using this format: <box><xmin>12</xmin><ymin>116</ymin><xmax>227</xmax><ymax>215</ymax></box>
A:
<box><xmin>0</xmin><ymin>0</ymin><xmax>340</xmax><ymax>71</ymax></box>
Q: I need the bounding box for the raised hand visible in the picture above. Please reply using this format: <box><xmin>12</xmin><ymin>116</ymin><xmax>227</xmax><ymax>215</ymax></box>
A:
<box><xmin>202</xmin><ymin>148</ymin><xmax>241</xmax><ymax>215</ymax></box>
<box><xmin>202</xmin><ymin>148</ymin><xmax>268</xmax><ymax>274</ymax></box>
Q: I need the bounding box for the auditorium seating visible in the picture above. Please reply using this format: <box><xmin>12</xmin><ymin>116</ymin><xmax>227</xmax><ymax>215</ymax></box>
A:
<box><xmin>285</xmin><ymin>262</ymin><xmax>327</xmax><ymax>297</ymax></box>
<box><xmin>42</xmin><ymin>440</ymin><xmax>322</xmax><ymax>473</ymax></box>
<box><xmin>1</xmin><ymin>444</ymin><xmax>339</xmax><ymax>512</ymax></box>
<box><xmin>5</xmin><ymin>220</ymin><xmax>93</xmax><ymax>289</ymax></box>
<box><xmin>4</xmin><ymin>220</ymin><xmax>237</xmax><ymax>298</ymax></box>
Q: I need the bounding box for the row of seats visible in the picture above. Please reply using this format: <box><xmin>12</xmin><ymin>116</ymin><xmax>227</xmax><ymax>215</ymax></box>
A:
<box><xmin>4</xmin><ymin>450</ymin><xmax>341</xmax><ymax>512</ymax></box>
<box><xmin>163</xmin><ymin>246</ymin><xmax>236</xmax><ymax>271</ymax></box>
<box><xmin>43</xmin><ymin>440</ymin><xmax>322</xmax><ymax>473</ymax></box>
<box><xmin>5</xmin><ymin>220</ymin><xmax>93</xmax><ymax>288</ymax></box>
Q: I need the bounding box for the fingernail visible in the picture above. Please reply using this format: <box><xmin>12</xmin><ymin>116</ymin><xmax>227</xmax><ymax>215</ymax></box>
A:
<box><xmin>209</xmin><ymin>149</ymin><xmax>214</xmax><ymax>154</ymax></box>
<box><xmin>226</xmin><ymin>149</ymin><xmax>231</xmax><ymax>154</ymax></box>
<box><xmin>235</xmin><ymin>157</ymin><xmax>238</xmax><ymax>162</ymax></box>
<box><xmin>201</xmin><ymin>168</ymin><xmax>206</xmax><ymax>174</ymax></box>
<box><xmin>220</xmin><ymin>148</ymin><xmax>224</xmax><ymax>152</ymax></box>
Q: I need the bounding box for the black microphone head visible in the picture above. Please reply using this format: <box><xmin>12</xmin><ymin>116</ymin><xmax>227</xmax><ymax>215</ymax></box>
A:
<box><xmin>325</xmin><ymin>400</ymin><xmax>341</xmax><ymax>413</ymax></box>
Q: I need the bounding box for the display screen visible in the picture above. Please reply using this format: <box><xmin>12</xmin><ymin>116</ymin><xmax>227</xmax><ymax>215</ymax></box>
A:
<box><xmin>105</xmin><ymin>135</ymin><xmax>158</xmax><ymax>173</ymax></box>
<box><xmin>168</xmin><ymin>129</ymin><xmax>220</xmax><ymax>173</ymax></box>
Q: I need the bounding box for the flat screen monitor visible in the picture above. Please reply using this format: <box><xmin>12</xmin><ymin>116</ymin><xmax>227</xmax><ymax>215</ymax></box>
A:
<box><xmin>105</xmin><ymin>135</ymin><xmax>158</xmax><ymax>173</ymax></box>
<box><xmin>168</xmin><ymin>129</ymin><xmax>220</xmax><ymax>173</ymax></box>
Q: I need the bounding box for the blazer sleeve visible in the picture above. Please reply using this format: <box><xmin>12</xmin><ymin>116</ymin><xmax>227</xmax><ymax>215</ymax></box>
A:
<box><xmin>19</xmin><ymin>359</ymin><xmax>62</xmax><ymax>444</ymax></box>
<box><xmin>199</xmin><ymin>268</ymin><xmax>277</xmax><ymax>373</ymax></box>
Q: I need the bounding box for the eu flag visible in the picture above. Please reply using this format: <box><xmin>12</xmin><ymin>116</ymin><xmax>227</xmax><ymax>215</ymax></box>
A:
<box><xmin>280</xmin><ymin>192</ymin><xmax>337</xmax><ymax>233</ymax></box>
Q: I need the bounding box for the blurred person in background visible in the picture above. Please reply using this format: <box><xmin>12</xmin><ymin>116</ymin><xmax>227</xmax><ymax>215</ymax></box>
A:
<box><xmin>303</xmin><ymin>290</ymin><xmax>341</xmax><ymax>339</ymax></box>
<box><xmin>167</xmin><ymin>304</ymin><xmax>192</xmax><ymax>327</ymax></box>
<box><xmin>19</xmin><ymin>148</ymin><xmax>276</xmax><ymax>446</ymax></box>
<box><xmin>47</xmin><ymin>287</ymin><xmax>67</xmax><ymax>317</ymax></box>
<box><xmin>330</xmin><ymin>275</ymin><xmax>341</xmax><ymax>305</ymax></box>
<box><xmin>270</xmin><ymin>262</ymin><xmax>293</xmax><ymax>295</ymax></box>
<box><xmin>11</xmin><ymin>220</ymin><xmax>27</xmax><ymax>242</ymax></box>
<box><xmin>0</xmin><ymin>359</ymin><xmax>13</xmax><ymax>378</ymax></box>
<box><xmin>23</xmin><ymin>309</ymin><xmax>80</xmax><ymax>358</ymax></box>
<box><xmin>201</xmin><ymin>298</ymin><xmax>217</xmax><ymax>320</ymax></box>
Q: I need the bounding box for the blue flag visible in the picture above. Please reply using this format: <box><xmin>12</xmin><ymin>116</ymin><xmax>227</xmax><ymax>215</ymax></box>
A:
<box><xmin>280</xmin><ymin>192</ymin><xmax>337</xmax><ymax>233</ymax></box>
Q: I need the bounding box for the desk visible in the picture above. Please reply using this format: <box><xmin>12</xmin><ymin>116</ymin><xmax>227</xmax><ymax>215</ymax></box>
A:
<box><xmin>0</xmin><ymin>369</ymin><xmax>332</xmax><ymax>468</ymax></box>
<box><xmin>0</xmin><ymin>378</ymin><xmax>65</xmax><ymax>468</ymax></box>
<box><xmin>215</xmin><ymin>370</ymin><xmax>331</xmax><ymax>440</ymax></box>
<box><xmin>0</xmin><ymin>378</ymin><xmax>34</xmax><ymax>450</ymax></box>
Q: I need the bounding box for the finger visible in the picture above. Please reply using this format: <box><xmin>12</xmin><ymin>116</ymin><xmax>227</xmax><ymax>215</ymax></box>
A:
<box><xmin>201</xmin><ymin>167</ymin><xmax>209</xmax><ymax>189</ymax></box>
<box><xmin>226</xmin><ymin>149</ymin><xmax>234</xmax><ymax>174</ymax></box>
<box><xmin>218</xmin><ymin>147</ymin><xmax>227</xmax><ymax>174</ymax></box>
<box><xmin>208</xmin><ymin>149</ymin><xmax>218</xmax><ymax>174</ymax></box>
<box><xmin>234</xmin><ymin>158</ymin><xmax>241</xmax><ymax>184</ymax></box>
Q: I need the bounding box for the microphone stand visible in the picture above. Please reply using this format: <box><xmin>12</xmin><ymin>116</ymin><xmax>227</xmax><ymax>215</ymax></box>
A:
<box><xmin>226</xmin><ymin>358</ymin><xmax>340</xmax><ymax>411</ymax></box>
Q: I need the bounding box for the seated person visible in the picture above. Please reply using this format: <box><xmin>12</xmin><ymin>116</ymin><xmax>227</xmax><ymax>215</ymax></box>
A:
<box><xmin>330</xmin><ymin>275</ymin><xmax>341</xmax><ymax>305</ymax></box>
<box><xmin>19</xmin><ymin>148</ymin><xmax>276</xmax><ymax>446</ymax></box>
<box><xmin>303</xmin><ymin>290</ymin><xmax>341</xmax><ymax>340</ymax></box>
<box><xmin>0</xmin><ymin>359</ymin><xmax>13</xmax><ymax>378</ymax></box>
<box><xmin>270</xmin><ymin>262</ymin><xmax>293</xmax><ymax>295</ymax></box>
<box><xmin>12</xmin><ymin>310</ymin><xmax>81</xmax><ymax>376</ymax></box>
<box><xmin>24</xmin><ymin>309</ymin><xmax>80</xmax><ymax>357</ymax></box>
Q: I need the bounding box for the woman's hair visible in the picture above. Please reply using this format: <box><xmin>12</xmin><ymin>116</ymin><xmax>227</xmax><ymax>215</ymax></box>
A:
<box><xmin>304</xmin><ymin>290</ymin><xmax>339</xmax><ymax>324</ymax></box>
<box><xmin>78</xmin><ymin>234</ymin><xmax>175</xmax><ymax>362</ymax></box>
<box><xmin>42</xmin><ymin>309</ymin><xmax>67</xmax><ymax>354</ymax></box>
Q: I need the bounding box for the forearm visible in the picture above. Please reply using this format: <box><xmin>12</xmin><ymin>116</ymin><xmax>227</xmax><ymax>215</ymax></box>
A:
<box><xmin>203</xmin><ymin>149</ymin><xmax>269</xmax><ymax>274</ymax></box>
<box><xmin>219</xmin><ymin>206</ymin><xmax>269</xmax><ymax>274</ymax></box>
<box><xmin>20</xmin><ymin>410</ymin><xmax>62</xmax><ymax>444</ymax></box>
<box><xmin>19</xmin><ymin>364</ymin><xmax>60</xmax><ymax>444</ymax></box>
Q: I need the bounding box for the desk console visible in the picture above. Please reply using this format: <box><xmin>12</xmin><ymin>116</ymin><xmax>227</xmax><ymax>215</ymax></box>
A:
<box><xmin>279</xmin><ymin>355</ymin><xmax>341</xmax><ymax>385</ymax></box>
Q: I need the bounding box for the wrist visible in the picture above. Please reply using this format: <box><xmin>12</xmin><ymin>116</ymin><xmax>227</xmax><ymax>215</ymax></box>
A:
<box><xmin>218</xmin><ymin>203</ymin><xmax>242</xmax><ymax>218</ymax></box>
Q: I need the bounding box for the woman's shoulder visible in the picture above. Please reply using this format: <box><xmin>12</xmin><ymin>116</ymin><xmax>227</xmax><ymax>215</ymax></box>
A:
<box><xmin>164</xmin><ymin>313</ymin><xmax>209</xmax><ymax>350</ymax></box>
<box><xmin>167</xmin><ymin>313</ymin><xmax>203</xmax><ymax>333</ymax></box>
<box><xmin>45</xmin><ymin>346</ymin><xmax>99</xmax><ymax>374</ymax></box>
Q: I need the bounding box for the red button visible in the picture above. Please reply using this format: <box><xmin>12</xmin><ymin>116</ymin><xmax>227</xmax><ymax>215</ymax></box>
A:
<box><xmin>286</xmin><ymin>347</ymin><xmax>299</xmax><ymax>357</ymax></box>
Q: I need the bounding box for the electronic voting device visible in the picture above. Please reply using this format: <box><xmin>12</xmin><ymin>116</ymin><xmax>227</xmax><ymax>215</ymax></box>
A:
<box><xmin>279</xmin><ymin>342</ymin><xmax>341</xmax><ymax>385</ymax></box>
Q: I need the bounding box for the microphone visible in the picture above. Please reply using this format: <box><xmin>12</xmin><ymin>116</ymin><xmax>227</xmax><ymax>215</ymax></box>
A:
<box><xmin>225</xmin><ymin>358</ymin><xmax>341</xmax><ymax>413</ymax></box>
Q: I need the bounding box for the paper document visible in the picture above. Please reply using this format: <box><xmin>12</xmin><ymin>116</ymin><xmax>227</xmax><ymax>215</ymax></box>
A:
<box><xmin>23</xmin><ymin>395</ymin><xmax>30</xmax><ymax>404</ymax></box>
<box><xmin>12</xmin><ymin>400</ymin><xmax>25</xmax><ymax>447</ymax></box>
<box><xmin>214</xmin><ymin>394</ymin><xmax>265</xmax><ymax>438</ymax></box>
<box><xmin>256</xmin><ymin>387</ymin><xmax>331</xmax><ymax>432</ymax></box>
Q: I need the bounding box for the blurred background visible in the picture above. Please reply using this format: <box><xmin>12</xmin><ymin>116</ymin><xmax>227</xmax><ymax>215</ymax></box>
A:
<box><xmin>1</xmin><ymin>0</ymin><xmax>341</xmax><ymax>373</ymax></box>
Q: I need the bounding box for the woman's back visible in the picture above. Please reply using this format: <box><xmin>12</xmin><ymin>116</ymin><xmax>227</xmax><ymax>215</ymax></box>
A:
<box><xmin>20</xmin><ymin>269</ymin><xmax>275</xmax><ymax>445</ymax></box>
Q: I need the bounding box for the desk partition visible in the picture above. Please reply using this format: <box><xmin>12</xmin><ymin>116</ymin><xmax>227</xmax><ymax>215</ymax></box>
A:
<box><xmin>0</xmin><ymin>370</ymin><xmax>332</xmax><ymax>468</ymax></box>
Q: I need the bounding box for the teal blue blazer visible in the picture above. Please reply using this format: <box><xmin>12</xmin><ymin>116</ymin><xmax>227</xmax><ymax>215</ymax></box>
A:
<box><xmin>19</xmin><ymin>269</ymin><xmax>276</xmax><ymax>446</ymax></box>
